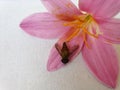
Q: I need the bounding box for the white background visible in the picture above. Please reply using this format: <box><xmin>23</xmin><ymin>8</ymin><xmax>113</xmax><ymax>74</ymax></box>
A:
<box><xmin>0</xmin><ymin>0</ymin><xmax>120</xmax><ymax>90</ymax></box>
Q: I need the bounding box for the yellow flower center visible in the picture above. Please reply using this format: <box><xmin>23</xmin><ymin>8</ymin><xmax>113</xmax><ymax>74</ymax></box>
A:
<box><xmin>63</xmin><ymin>14</ymin><xmax>101</xmax><ymax>47</ymax></box>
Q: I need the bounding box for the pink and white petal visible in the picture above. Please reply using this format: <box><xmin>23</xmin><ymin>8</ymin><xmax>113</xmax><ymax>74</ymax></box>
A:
<box><xmin>47</xmin><ymin>47</ymin><xmax>63</xmax><ymax>71</ymax></box>
<box><xmin>98</xmin><ymin>18</ymin><xmax>120</xmax><ymax>44</ymax></box>
<box><xmin>82</xmin><ymin>37</ymin><xmax>119</xmax><ymax>88</ymax></box>
<box><xmin>47</xmin><ymin>29</ymin><xmax>84</xmax><ymax>71</ymax></box>
<box><xmin>79</xmin><ymin>0</ymin><xmax>120</xmax><ymax>18</ymax></box>
<box><xmin>41</xmin><ymin>0</ymin><xmax>80</xmax><ymax>19</ymax></box>
<box><xmin>20</xmin><ymin>13</ymin><xmax>70</xmax><ymax>39</ymax></box>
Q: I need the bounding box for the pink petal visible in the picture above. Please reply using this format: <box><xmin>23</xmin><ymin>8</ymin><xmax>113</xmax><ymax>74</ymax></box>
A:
<box><xmin>98</xmin><ymin>18</ymin><xmax>120</xmax><ymax>44</ymax></box>
<box><xmin>41</xmin><ymin>0</ymin><xmax>80</xmax><ymax>19</ymax></box>
<box><xmin>20</xmin><ymin>13</ymin><xmax>70</xmax><ymax>39</ymax></box>
<box><xmin>47</xmin><ymin>29</ymin><xmax>84</xmax><ymax>71</ymax></box>
<box><xmin>82</xmin><ymin>37</ymin><xmax>119</xmax><ymax>88</ymax></box>
<box><xmin>79</xmin><ymin>0</ymin><xmax>120</xmax><ymax>18</ymax></box>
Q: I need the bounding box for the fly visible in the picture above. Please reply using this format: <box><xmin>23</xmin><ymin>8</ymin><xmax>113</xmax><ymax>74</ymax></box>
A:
<box><xmin>55</xmin><ymin>42</ymin><xmax>79</xmax><ymax>64</ymax></box>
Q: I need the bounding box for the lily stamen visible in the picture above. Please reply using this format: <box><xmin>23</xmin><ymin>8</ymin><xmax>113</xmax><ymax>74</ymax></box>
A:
<box><xmin>63</xmin><ymin>14</ymin><xmax>100</xmax><ymax>47</ymax></box>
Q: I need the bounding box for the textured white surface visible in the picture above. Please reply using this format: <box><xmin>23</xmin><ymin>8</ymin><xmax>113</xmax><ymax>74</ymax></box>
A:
<box><xmin>0</xmin><ymin>0</ymin><xmax>120</xmax><ymax>90</ymax></box>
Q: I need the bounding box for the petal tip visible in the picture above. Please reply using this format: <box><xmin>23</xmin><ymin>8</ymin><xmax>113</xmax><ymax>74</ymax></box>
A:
<box><xmin>46</xmin><ymin>60</ymin><xmax>57</xmax><ymax>72</ymax></box>
<box><xmin>19</xmin><ymin>23</ymin><xmax>23</xmax><ymax>29</ymax></box>
<box><xmin>111</xmin><ymin>84</ymin><xmax>116</xmax><ymax>89</ymax></box>
<box><xmin>47</xmin><ymin>67</ymin><xmax>55</xmax><ymax>72</ymax></box>
<box><xmin>47</xmin><ymin>58</ymin><xmax>64</xmax><ymax>72</ymax></box>
<box><xmin>19</xmin><ymin>21</ymin><xmax>25</xmax><ymax>30</ymax></box>
<box><xmin>101</xmin><ymin>74</ymin><xmax>118</xmax><ymax>89</ymax></box>
<box><xmin>47</xmin><ymin>63</ymin><xmax>57</xmax><ymax>72</ymax></box>
<box><xmin>110</xmin><ymin>80</ymin><xmax>117</xmax><ymax>89</ymax></box>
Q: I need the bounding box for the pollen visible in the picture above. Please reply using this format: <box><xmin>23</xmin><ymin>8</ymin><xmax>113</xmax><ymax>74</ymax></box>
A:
<box><xmin>63</xmin><ymin>14</ymin><xmax>101</xmax><ymax>47</ymax></box>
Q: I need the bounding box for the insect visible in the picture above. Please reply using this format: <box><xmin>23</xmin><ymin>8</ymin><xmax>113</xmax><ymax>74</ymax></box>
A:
<box><xmin>55</xmin><ymin>42</ymin><xmax>79</xmax><ymax>64</ymax></box>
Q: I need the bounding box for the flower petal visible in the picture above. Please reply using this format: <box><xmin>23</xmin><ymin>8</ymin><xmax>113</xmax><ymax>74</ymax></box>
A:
<box><xmin>47</xmin><ymin>29</ymin><xmax>84</xmax><ymax>71</ymax></box>
<box><xmin>20</xmin><ymin>13</ymin><xmax>70</xmax><ymax>39</ymax></box>
<box><xmin>41</xmin><ymin>0</ymin><xmax>80</xmax><ymax>19</ymax></box>
<box><xmin>79</xmin><ymin>0</ymin><xmax>120</xmax><ymax>18</ymax></box>
<box><xmin>82</xmin><ymin>37</ymin><xmax>119</xmax><ymax>88</ymax></box>
<box><xmin>98</xmin><ymin>18</ymin><xmax>120</xmax><ymax>44</ymax></box>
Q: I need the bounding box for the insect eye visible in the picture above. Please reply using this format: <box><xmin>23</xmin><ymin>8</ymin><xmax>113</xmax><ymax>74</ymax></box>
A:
<box><xmin>61</xmin><ymin>58</ymin><xmax>69</xmax><ymax>64</ymax></box>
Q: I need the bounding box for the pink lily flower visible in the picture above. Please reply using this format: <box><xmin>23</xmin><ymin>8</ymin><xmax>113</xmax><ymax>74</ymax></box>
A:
<box><xmin>20</xmin><ymin>0</ymin><xmax>120</xmax><ymax>88</ymax></box>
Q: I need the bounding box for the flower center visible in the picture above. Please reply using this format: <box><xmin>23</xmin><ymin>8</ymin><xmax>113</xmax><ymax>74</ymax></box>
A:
<box><xmin>63</xmin><ymin>14</ymin><xmax>101</xmax><ymax>47</ymax></box>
